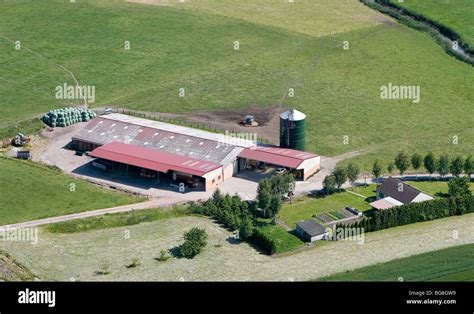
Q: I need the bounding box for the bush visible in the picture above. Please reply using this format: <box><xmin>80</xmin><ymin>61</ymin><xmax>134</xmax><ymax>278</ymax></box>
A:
<box><xmin>126</xmin><ymin>257</ymin><xmax>141</xmax><ymax>269</ymax></box>
<box><xmin>448</xmin><ymin>177</ymin><xmax>472</xmax><ymax>198</ymax></box>
<box><xmin>364</xmin><ymin>195</ymin><xmax>474</xmax><ymax>233</ymax></box>
<box><xmin>96</xmin><ymin>262</ymin><xmax>111</xmax><ymax>275</ymax></box>
<box><xmin>239</xmin><ymin>216</ymin><xmax>254</xmax><ymax>241</ymax></box>
<box><xmin>248</xmin><ymin>229</ymin><xmax>277</xmax><ymax>255</ymax></box>
<box><xmin>190</xmin><ymin>190</ymin><xmax>254</xmax><ymax>232</ymax></box>
<box><xmin>179</xmin><ymin>228</ymin><xmax>208</xmax><ymax>259</ymax></box>
<box><xmin>156</xmin><ymin>250</ymin><xmax>171</xmax><ymax>262</ymax></box>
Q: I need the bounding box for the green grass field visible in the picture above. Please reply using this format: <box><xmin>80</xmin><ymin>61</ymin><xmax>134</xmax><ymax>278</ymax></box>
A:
<box><xmin>318</xmin><ymin>243</ymin><xmax>474</xmax><ymax>281</ymax></box>
<box><xmin>255</xmin><ymin>219</ymin><xmax>305</xmax><ymax>254</ymax></box>
<box><xmin>407</xmin><ymin>180</ymin><xmax>474</xmax><ymax>197</ymax></box>
<box><xmin>0</xmin><ymin>0</ymin><xmax>472</xmax><ymax>168</ymax></box>
<box><xmin>46</xmin><ymin>205</ymin><xmax>189</xmax><ymax>233</ymax></box>
<box><xmin>0</xmin><ymin>157</ymin><xmax>143</xmax><ymax>225</ymax></box>
<box><xmin>280</xmin><ymin>187</ymin><xmax>375</xmax><ymax>228</ymax></box>
<box><xmin>388</xmin><ymin>0</ymin><xmax>474</xmax><ymax>48</ymax></box>
<box><xmin>152</xmin><ymin>0</ymin><xmax>386</xmax><ymax>37</ymax></box>
<box><xmin>0</xmin><ymin>118</ymin><xmax>44</xmax><ymax>142</ymax></box>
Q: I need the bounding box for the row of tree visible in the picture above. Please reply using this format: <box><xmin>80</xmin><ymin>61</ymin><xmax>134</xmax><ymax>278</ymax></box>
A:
<box><xmin>372</xmin><ymin>152</ymin><xmax>473</xmax><ymax>180</ymax></box>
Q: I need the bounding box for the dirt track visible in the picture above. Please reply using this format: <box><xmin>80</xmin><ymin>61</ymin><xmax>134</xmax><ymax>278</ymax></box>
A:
<box><xmin>112</xmin><ymin>105</ymin><xmax>284</xmax><ymax>144</ymax></box>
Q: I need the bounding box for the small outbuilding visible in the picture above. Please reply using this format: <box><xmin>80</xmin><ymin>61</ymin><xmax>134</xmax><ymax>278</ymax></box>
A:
<box><xmin>296</xmin><ymin>220</ymin><xmax>329</xmax><ymax>243</ymax></box>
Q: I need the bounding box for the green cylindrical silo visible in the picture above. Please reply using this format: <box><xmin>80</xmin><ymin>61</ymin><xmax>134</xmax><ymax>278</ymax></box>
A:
<box><xmin>279</xmin><ymin>109</ymin><xmax>306</xmax><ymax>151</ymax></box>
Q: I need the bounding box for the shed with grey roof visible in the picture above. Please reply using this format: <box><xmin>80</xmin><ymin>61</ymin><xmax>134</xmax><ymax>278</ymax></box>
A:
<box><xmin>296</xmin><ymin>220</ymin><xmax>329</xmax><ymax>242</ymax></box>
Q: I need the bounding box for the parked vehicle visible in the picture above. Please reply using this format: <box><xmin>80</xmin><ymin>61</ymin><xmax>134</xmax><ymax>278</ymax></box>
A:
<box><xmin>275</xmin><ymin>167</ymin><xmax>287</xmax><ymax>175</ymax></box>
<box><xmin>92</xmin><ymin>161</ymin><xmax>110</xmax><ymax>171</ymax></box>
<box><xmin>346</xmin><ymin>206</ymin><xmax>363</xmax><ymax>216</ymax></box>
<box><xmin>140</xmin><ymin>169</ymin><xmax>156</xmax><ymax>178</ymax></box>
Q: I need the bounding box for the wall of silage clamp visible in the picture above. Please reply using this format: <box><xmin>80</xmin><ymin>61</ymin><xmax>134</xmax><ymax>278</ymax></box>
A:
<box><xmin>42</xmin><ymin>107</ymin><xmax>97</xmax><ymax>127</ymax></box>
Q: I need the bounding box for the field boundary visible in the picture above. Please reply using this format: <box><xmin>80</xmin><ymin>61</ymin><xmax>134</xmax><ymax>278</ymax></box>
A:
<box><xmin>361</xmin><ymin>0</ymin><xmax>474</xmax><ymax>66</ymax></box>
<box><xmin>0</xmin><ymin>200</ymin><xmax>158</xmax><ymax>232</ymax></box>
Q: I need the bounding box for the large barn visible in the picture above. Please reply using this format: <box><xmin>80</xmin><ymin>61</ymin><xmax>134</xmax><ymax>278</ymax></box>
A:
<box><xmin>72</xmin><ymin>113</ymin><xmax>320</xmax><ymax>191</ymax></box>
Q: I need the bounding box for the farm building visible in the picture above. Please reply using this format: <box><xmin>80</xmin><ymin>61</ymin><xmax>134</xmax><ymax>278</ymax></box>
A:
<box><xmin>296</xmin><ymin>220</ymin><xmax>329</xmax><ymax>242</ymax></box>
<box><xmin>369</xmin><ymin>177</ymin><xmax>434</xmax><ymax>210</ymax></box>
<box><xmin>71</xmin><ymin>113</ymin><xmax>320</xmax><ymax>191</ymax></box>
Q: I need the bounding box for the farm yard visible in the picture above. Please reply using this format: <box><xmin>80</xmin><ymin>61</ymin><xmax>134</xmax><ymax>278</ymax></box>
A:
<box><xmin>0</xmin><ymin>0</ymin><xmax>472</xmax><ymax>169</ymax></box>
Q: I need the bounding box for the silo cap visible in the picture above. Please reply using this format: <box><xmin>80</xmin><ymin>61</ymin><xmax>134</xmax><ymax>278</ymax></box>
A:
<box><xmin>280</xmin><ymin>109</ymin><xmax>306</xmax><ymax>121</ymax></box>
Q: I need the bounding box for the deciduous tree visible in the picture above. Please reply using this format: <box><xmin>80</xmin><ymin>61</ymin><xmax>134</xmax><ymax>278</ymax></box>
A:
<box><xmin>438</xmin><ymin>154</ymin><xmax>450</xmax><ymax>178</ymax></box>
<box><xmin>464</xmin><ymin>156</ymin><xmax>473</xmax><ymax>178</ymax></box>
<box><xmin>372</xmin><ymin>160</ymin><xmax>382</xmax><ymax>185</ymax></box>
<box><xmin>387</xmin><ymin>162</ymin><xmax>395</xmax><ymax>176</ymax></box>
<box><xmin>395</xmin><ymin>150</ymin><xmax>409</xmax><ymax>176</ymax></box>
<box><xmin>423</xmin><ymin>152</ymin><xmax>437</xmax><ymax>180</ymax></box>
<box><xmin>411</xmin><ymin>153</ymin><xmax>422</xmax><ymax>179</ymax></box>
<box><xmin>332</xmin><ymin>166</ymin><xmax>347</xmax><ymax>189</ymax></box>
<box><xmin>346</xmin><ymin>163</ymin><xmax>360</xmax><ymax>188</ymax></box>
<box><xmin>269</xmin><ymin>195</ymin><xmax>282</xmax><ymax>225</ymax></box>
<box><xmin>450</xmin><ymin>156</ymin><xmax>464</xmax><ymax>177</ymax></box>
<box><xmin>323</xmin><ymin>174</ymin><xmax>336</xmax><ymax>195</ymax></box>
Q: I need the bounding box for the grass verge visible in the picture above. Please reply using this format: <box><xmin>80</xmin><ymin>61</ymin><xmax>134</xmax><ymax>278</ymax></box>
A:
<box><xmin>46</xmin><ymin>205</ymin><xmax>189</xmax><ymax>233</ymax></box>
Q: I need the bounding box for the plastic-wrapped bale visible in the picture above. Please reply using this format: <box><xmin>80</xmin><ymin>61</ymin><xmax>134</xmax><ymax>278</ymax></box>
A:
<box><xmin>42</xmin><ymin>107</ymin><xmax>97</xmax><ymax>127</ymax></box>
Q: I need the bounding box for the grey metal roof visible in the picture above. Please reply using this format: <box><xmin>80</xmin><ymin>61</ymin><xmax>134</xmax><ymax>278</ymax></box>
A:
<box><xmin>377</xmin><ymin>177</ymin><xmax>423</xmax><ymax>204</ymax></box>
<box><xmin>296</xmin><ymin>220</ymin><xmax>327</xmax><ymax>237</ymax></box>
<box><xmin>72</xmin><ymin>115</ymin><xmax>247</xmax><ymax>165</ymax></box>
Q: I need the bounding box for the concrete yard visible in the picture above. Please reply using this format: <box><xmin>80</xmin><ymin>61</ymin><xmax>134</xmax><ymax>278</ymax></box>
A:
<box><xmin>32</xmin><ymin>123</ymin><xmax>346</xmax><ymax>206</ymax></box>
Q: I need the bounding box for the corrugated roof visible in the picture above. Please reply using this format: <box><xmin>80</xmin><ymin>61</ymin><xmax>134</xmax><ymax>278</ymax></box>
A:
<box><xmin>73</xmin><ymin>115</ymin><xmax>245</xmax><ymax>165</ymax></box>
<box><xmin>102</xmin><ymin>114</ymin><xmax>255</xmax><ymax>147</ymax></box>
<box><xmin>89</xmin><ymin>142</ymin><xmax>221</xmax><ymax>177</ymax></box>
<box><xmin>238</xmin><ymin>146</ymin><xmax>318</xmax><ymax>169</ymax></box>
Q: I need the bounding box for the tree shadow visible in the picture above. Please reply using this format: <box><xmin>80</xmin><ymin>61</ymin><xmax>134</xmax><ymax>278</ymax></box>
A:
<box><xmin>365</xmin><ymin>196</ymin><xmax>376</xmax><ymax>203</ymax></box>
<box><xmin>169</xmin><ymin>246</ymin><xmax>181</xmax><ymax>258</ymax></box>
<box><xmin>226</xmin><ymin>236</ymin><xmax>242</xmax><ymax>245</ymax></box>
<box><xmin>308</xmin><ymin>189</ymin><xmax>345</xmax><ymax>199</ymax></box>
